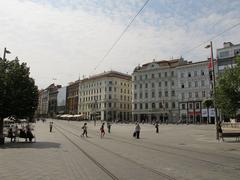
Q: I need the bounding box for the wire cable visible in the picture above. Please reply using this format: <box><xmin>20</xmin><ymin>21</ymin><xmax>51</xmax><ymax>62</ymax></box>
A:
<box><xmin>93</xmin><ymin>0</ymin><xmax>151</xmax><ymax>71</ymax></box>
<box><xmin>181</xmin><ymin>21</ymin><xmax>240</xmax><ymax>56</ymax></box>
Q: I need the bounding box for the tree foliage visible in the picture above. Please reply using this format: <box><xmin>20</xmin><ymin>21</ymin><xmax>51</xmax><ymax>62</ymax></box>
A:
<box><xmin>215</xmin><ymin>56</ymin><xmax>240</xmax><ymax>117</ymax></box>
<box><xmin>0</xmin><ymin>58</ymin><xmax>38</xmax><ymax>143</ymax></box>
<box><xmin>203</xmin><ymin>99</ymin><xmax>213</xmax><ymax>108</ymax></box>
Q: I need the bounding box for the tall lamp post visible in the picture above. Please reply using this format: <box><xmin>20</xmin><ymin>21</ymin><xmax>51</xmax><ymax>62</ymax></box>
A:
<box><xmin>3</xmin><ymin>47</ymin><xmax>11</xmax><ymax>60</ymax></box>
<box><xmin>205</xmin><ymin>41</ymin><xmax>219</xmax><ymax>140</ymax></box>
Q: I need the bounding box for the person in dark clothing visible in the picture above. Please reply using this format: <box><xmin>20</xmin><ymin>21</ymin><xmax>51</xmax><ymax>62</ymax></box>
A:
<box><xmin>81</xmin><ymin>123</ymin><xmax>88</xmax><ymax>137</ymax></box>
<box><xmin>100</xmin><ymin>123</ymin><xmax>105</xmax><ymax>138</ymax></box>
<box><xmin>49</xmin><ymin>122</ymin><xmax>53</xmax><ymax>132</ymax></box>
<box><xmin>107</xmin><ymin>122</ymin><xmax>111</xmax><ymax>133</ymax></box>
<box><xmin>134</xmin><ymin>123</ymin><xmax>141</xmax><ymax>139</ymax></box>
<box><xmin>217</xmin><ymin>122</ymin><xmax>223</xmax><ymax>141</ymax></box>
<box><xmin>155</xmin><ymin>122</ymin><xmax>159</xmax><ymax>133</ymax></box>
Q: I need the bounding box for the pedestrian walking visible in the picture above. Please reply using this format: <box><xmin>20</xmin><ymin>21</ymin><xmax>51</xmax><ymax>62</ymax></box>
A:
<box><xmin>81</xmin><ymin>123</ymin><xmax>88</xmax><ymax>137</ymax></box>
<box><xmin>49</xmin><ymin>122</ymin><xmax>53</xmax><ymax>132</ymax></box>
<box><xmin>107</xmin><ymin>122</ymin><xmax>111</xmax><ymax>133</ymax></box>
<box><xmin>155</xmin><ymin>122</ymin><xmax>159</xmax><ymax>133</ymax></box>
<box><xmin>217</xmin><ymin>122</ymin><xmax>223</xmax><ymax>141</ymax></box>
<box><xmin>100</xmin><ymin>123</ymin><xmax>105</xmax><ymax>138</ymax></box>
<box><xmin>134</xmin><ymin>122</ymin><xmax>141</xmax><ymax>139</ymax></box>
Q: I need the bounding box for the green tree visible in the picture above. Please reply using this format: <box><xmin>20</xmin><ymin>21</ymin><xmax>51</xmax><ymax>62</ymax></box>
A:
<box><xmin>215</xmin><ymin>56</ymin><xmax>240</xmax><ymax>118</ymax></box>
<box><xmin>0</xmin><ymin>58</ymin><xmax>38</xmax><ymax>144</ymax></box>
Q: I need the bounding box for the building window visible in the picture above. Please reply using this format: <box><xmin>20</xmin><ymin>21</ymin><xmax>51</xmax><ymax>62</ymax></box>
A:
<box><xmin>171</xmin><ymin>81</ymin><xmax>174</xmax><ymax>86</ymax></box>
<box><xmin>172</xmin><ymin>102</ymin><xmax>175</xmax><ymax>109</ymax></box>
<box><xmin>140</xmin><ymin>103</ymin><xmax>143</xmax><ymax>109</ymax></box>
<box><xmin>152</xmin><ymin>82</ymin><xmax>155</xmax><ymax>88</ymax></box>
<box><xmin>202</xmin><ymin>91</ymin><xmax>206</xmax><ymax>97</ymax></box>
<box><xmin>140</xmin><ymin>84</ymin><xmax>142</xmax><ymax>89</ymax></box>
<box><xmin>182</xmin><ymin>103</ymin><xmax>186</xmax><ymax>109</ymax></box>
<box><xmin>134</xmin><ymin>93</ymin><xmax>137</xmax><ymax>99</ymax></box>
<box><xmin>196</xmin><ymin>103</ymin><xmax>200</xmax><ymax>109</ymax></box>
<box><xmin>181</xmin><ymin>84</ymin><xmax>185</xmax><ymax>88</ymax></box>
<box><xmin>158</xmin><ymin>73</ymin><xmax>161</xmax><ymax>78</ymax></box>
<box><xmin>165</xmin><ymin>72</ymin><xmax>168</xmax><ymax>77</ymax></box>
<box><xmin>195</xmin><ymin>92</ymin><xmax>199</xmax><ymax>98</ymax></box>
<box><xmin>109</xmin><ymin>95</ymin><xmax>112</xmax><ymax>99</ymax></box>
<box><xmin>195</xmin><ymin>81</ymin><xmax>198</xmax><ymax>87</ymax></box>
<box><xmin>152</xmin><ymin>103</ymin><xmax>155</xmax><ymax>109</ymax></box>
<box><xmin>145</xmin><ymin>92</ymin><xmax>148</xmax><ymax>98</ymax></box>
<box><xmin>145</xmin><ymin>103</ymin><xmax>148</xmax><ymax>109</ymax></box>
<box><xmin>181</xmin><ymin>72</ymin><xmax>184</xmax><ymax>78</ymax></box>
<box><xmin>189</xmin><ymin>103</ymin><xmax>193</xmax><ymax>109</ymax></box>
<box><xmin>194</xmin><ymin>71</ymin><xmax>197</xmax><ymax>76</ymax></box>
<box><xmin>188</xmin><ymin>72</ymin><xmax>191</xmax><ymax>77</ymax></box>
<box><xmin>189</xmin><ymin>92</ymin><xmax>192</xmax><ymax>98</ymax></box>
<box><xmin>152</xmin><ymin>91</ymin><xmax>155</xmax><ymax>98</ymax></box>
<box><xmin>159</xmin><ymin>82</ymin><xmax>161</xmax><ymax>87</ymax></box>
<box><xmin>140</xmin><ymin>92</ymin><xmax>142</xmax><ymax>99</ymax></box>
<box><xmin>201</xmin><ymin>70</ymin><xmax>205</xmax><ymax>76</ymax></box>
<box><xmin>145</xmin><ymin>83</ymin><xmax>148</xmax><ymax>88</ymax></box>
<box><xmin>181</xmin><ymin>93</ymin><xmax>185</xmax><ymax>99</ymax></box>
<box><xmin>109</xmin><ymin>87</ymin><xmax>112</xmax><ymax>91</ymax></box>
<box><xmin>145</xmin><ymin>74</ymin><xmax>148</xmax><ymax>79</ymax></box>
<box><xmin>171</xmin><ymin>71</ymin><xmax>174</xmax><ymax>77</ymax></box>
<box><xmin>188</xmin><ymin>82</ymin><xmax>192</xmax><ymax>88</ymax></box>
<box><xmin>152</xmin><ymin>74</ymin><xmax>155</xmax><ymax>79</ymax></box>
<box><xmin>171</xmin><ymin>90</ymin><xmax>175</xmax><ymax>97</ymax></box>
<box><xmin>159</xmin><ymin>102</ymin><xmax>163</xmax><ymax>108</ymax></box>
<box><xmin>140</xmin><ymin>75</ymin><xmax>142</xmax><ymax>80</ymax></box>
<box><xmin>134</xmin><ymin>104</ymin><xmax>137</xmax><ymax>109</ymax></box>
<box><xmin>165</xmin><ymin>91</ymin><xmax>168</xmax><ymax>97</ymax></box>
<box><xmin>201</xmin><ymin>80</ymin><xmax>205</xmax><ymax>86</ymax></box>
<box><xmin>159</xmin><ymin>91</ymin><xmax>162</xmax><ymax>97</ymax></box>
<box><xmin>109</xmin><ymin>103</ymin><xmax>112</xmax><ymax>108</ymax></box>
<box><xmin>165</xmin><ymin>81</ymin><xmax>168</xmax><ymax>87</ymax></box>
<box><xmin>165</xmin><ymin>102</ymin><xmax>168</xmax><ymax>109</ymax></box>
<box><xmin>134</xmin><ymin>76</ymin><xmax>137</xmax><ymax>81</ymax></box>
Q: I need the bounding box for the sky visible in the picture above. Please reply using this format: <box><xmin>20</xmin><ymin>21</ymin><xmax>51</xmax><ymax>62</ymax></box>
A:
<box><xmin>0</xmin><ymin>0</ymin><xmax>240</xmax><ymax>89</ymax></box>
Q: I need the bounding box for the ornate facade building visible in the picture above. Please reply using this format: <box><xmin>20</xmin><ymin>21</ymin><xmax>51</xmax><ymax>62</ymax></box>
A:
<box><xmin>132</xmin><ymin>58</ymin><xmax>212</xmax><ymax>123</ymax></box>
<box><xmin>78</xmin><ymin>71</ymin><xmax>132</xmax><ymax>122</ymax></box>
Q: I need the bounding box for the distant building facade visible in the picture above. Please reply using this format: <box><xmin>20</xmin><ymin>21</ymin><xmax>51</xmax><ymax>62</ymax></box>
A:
<box><xmin>66</xmin><ymin>80</ymin><xmax>80</xmax><ymax>114</ymax></box>
<box><xmin>78</xmin><ymin>71</ymin><xmax>132</xmax><ymax>122</ymax></box>
<box><xmin>176</xmin><ymin>61</ymin><xmax>212</xmax><ymax>123</ymax></box>
<box><xmin>57</xmin><ymin>86</ymin><xmax>67</xmax><ymax>114</ymax></box>
<box><xmin>132</xmin><ymin>59</ymin><xmax>186</xmax><ymax>123</ymax></box>
<box><xmin>132</xmin><ymin>58</ymin><xmax>212</xmax><ymax>123</ymax></box>
<box><xmin>217</xmin><ymin>42</ymin><xmax>240</xmax><ymax>74</ymax></box>
<box><xmin>48</xmin><ymin>84</ymin><xmax>61</xmax><ymax>117</ymax></box>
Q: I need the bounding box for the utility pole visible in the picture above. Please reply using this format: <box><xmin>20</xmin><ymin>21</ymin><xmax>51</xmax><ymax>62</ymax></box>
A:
<box><xmin>205</xmin><ymin>41</ymin><xmax>219</xmax><ymax>140</ymax></box>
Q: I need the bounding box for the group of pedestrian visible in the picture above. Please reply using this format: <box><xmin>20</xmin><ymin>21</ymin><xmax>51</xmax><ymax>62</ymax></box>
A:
<box><xmin>79</xmin><ymin>121</ymin><xmax>160</xmax><ymax>139</ymax></box>
<box><xmin>8</xmin><ymin>123</ymin><xmax>34</xmax><ymax>142</ymax></box>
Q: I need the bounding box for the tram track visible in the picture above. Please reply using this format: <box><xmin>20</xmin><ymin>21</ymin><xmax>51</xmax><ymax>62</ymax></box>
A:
<box><xmin>55</xmin><ymin>123</ymin><xmax>177</xmax><ymax>180</ymax></box>
<box><xmin>54</xmin><ymin>125</ymin><xmax>120</xmax><ymax>180</ymax></box>
<box><xmin>63</xmin><ymin>122</ymin><xmax>240</xmax><ymax>169</ymax></box>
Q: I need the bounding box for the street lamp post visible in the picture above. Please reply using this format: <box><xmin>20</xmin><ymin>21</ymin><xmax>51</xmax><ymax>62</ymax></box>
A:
<box><xmin>205</xmin><ymin>41</ymin><xmax>219</xmax><ymax>140</ymax></box>
<box><xmin>3</xmin><ymin>47</ymin><xmax>11</xmax><ymax>60</ymax></box>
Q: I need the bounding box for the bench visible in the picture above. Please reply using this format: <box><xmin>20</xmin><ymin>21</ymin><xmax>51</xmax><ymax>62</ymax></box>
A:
<box><xmin>221</xmin><ymin>132</ymin><xmax>240</xmax><ymax>141</ymax></box>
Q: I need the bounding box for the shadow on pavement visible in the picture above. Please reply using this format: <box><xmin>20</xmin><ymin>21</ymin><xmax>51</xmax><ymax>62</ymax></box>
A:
<box><xmin>0</xmin><ymin>141</ymin><xmax>61</xmax><ymax>149</ymax></box>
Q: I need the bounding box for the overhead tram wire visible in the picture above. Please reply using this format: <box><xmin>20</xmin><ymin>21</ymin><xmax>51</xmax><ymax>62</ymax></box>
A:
<box><xmin>93</xmin><ymin>0</ymin><xmax>151</xmax><ymax>71</ymax></box>
<box><xmin>181</xmin><ymin>21</ymin><xmax>240</xmax><ymax>56</ymax></box>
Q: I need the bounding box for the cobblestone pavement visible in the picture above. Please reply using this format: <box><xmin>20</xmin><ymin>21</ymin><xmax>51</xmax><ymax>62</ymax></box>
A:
<box><xmin>0</xmin><ymin>119</ymin><xmax>240</xmax><ymax>180</ymax></box>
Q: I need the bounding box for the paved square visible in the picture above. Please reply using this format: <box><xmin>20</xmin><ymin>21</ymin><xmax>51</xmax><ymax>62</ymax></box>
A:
<box><xmin>1</xmin><ymin>119</ymin><xmax>240</xmax><ymax>180</ymax></box>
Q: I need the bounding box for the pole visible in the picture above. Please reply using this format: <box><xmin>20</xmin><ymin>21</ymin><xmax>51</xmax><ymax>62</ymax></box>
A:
<box><xmin>210</xmin><ymin>41</ymin><xmax>219</xmax><ymax>140</ymax></box>
<box><xmin>3</xmin><ymin>48</ymin><xmax>6</xmax><ymax>60</ymax></box>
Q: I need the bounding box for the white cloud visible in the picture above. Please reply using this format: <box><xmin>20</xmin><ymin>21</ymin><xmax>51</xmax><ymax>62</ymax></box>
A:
<box><xmin>0</xmin><ymin>0</ymin><xmax>239</xmax><ymax>89</ymax></box>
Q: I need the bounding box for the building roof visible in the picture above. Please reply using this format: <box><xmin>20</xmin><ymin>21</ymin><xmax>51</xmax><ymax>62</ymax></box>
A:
<box><xmin>133</xmin><ymin>58</ymin><xmax>186</xmax><ymax>72</ymax></box>
<box><xmin>81</xmin><ymin>70</ymin><xmax>131</xmax><ymax>82</ymax></box>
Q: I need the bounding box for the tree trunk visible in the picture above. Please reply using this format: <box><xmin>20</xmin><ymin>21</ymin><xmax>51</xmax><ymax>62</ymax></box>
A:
<box><xmin>207</xmin><ymin>107</ymin><xmax>209</xmax><ymax>124</ymax></box>
<box><xmin>0</xmin><ymin>117</ymin><xmax>4</xmax><ymax>144</ymax></box>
